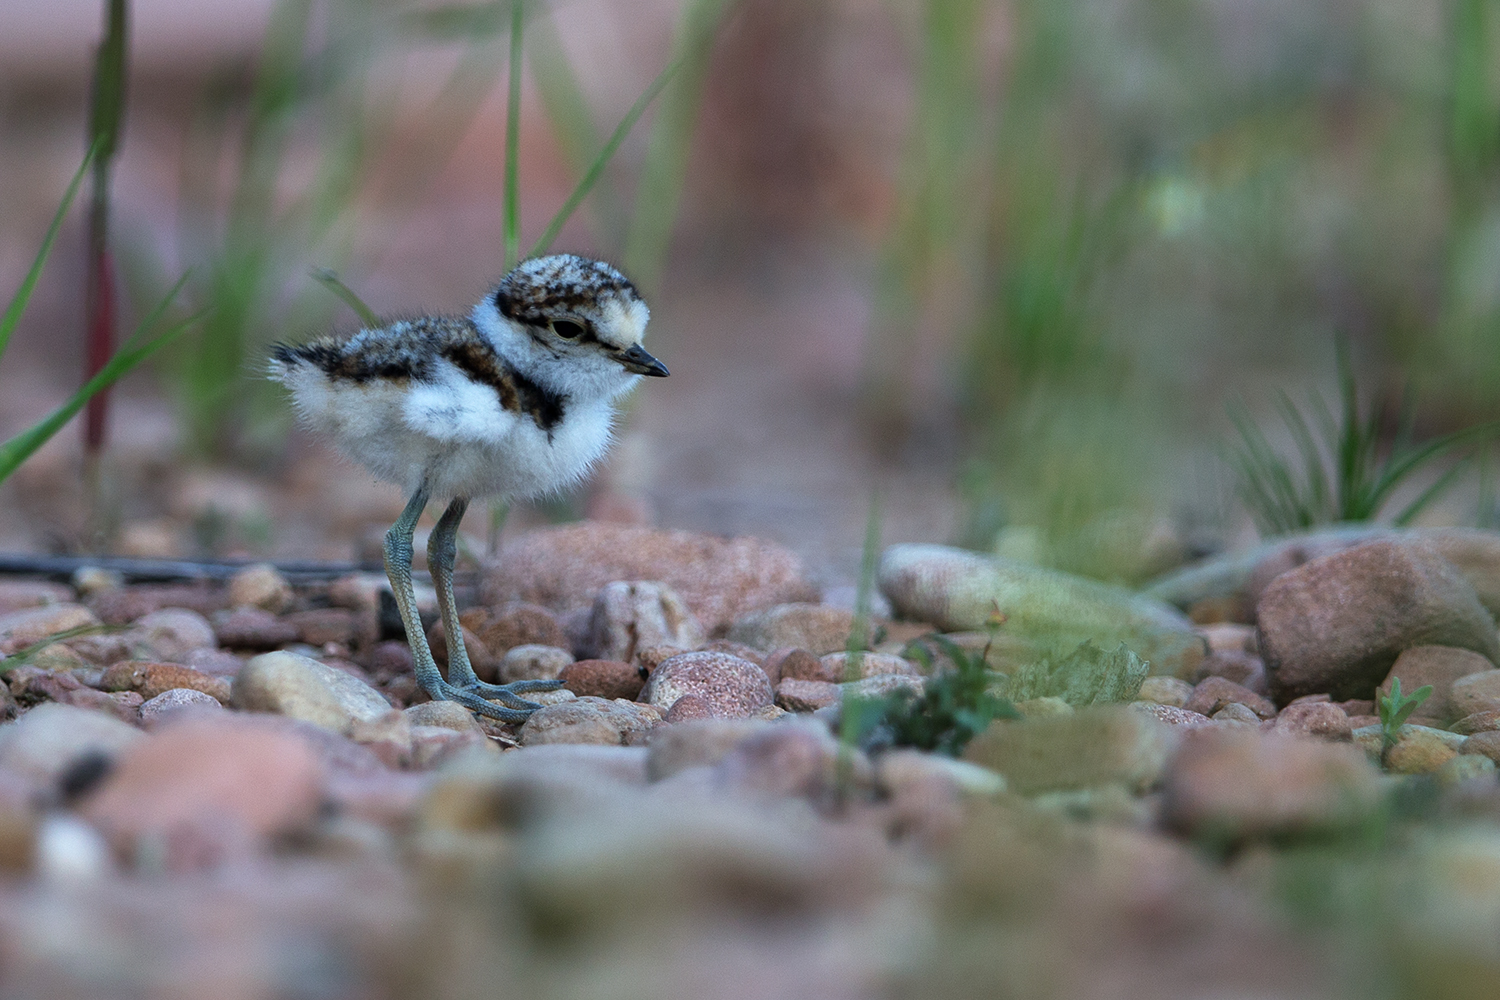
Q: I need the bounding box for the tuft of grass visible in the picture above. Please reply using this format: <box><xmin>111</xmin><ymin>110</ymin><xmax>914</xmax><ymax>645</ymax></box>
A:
<box><xmin>1226</xmin><ymin>343</ymin><xmax>1500</xmax><ymax>536</ymax></box>
<box><xmin>1378</xmin><ymin>677</ymin><xmax>1433</xmax><ymax>755</ymax></box>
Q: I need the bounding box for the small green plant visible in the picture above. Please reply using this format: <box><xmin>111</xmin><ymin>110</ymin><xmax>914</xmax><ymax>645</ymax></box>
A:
<box><xmin>1226</xmin><ymin>343</ymin><xmax>1499</xmax><ymax>536</ymax></box>
<box><xmin>1377</xmin><ymin>677</ymin><xmax>1433</xmax><ymax>753</ymax></box>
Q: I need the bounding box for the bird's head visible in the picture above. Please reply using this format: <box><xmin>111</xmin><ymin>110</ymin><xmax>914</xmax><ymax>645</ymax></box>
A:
<box><xmin>475</xmin><ymin>254</ymin><xmax>667</xmax><ymax>396</ymax></box>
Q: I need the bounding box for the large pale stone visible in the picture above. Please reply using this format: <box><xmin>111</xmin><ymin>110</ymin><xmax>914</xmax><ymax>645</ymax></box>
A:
<box><xmin>232</xmin><ymin>651</ymin><xmax>393</xmax><ymax>735</ymax></box>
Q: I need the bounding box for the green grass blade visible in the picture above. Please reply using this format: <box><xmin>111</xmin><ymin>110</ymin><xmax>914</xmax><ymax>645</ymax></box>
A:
<box><xmin>309</xmin><ymin>267</ymin><xmax>379</xmax><ymax>327</ymax></box>
<box><xmin>528</xmin><ymin>53</ymin><xmax>685</xmax><ymax>260</ymax></box>
<box><xmin>502</xmin><ymin>0</ymin><xmax>524</xmax><ymax>269</ymax></box>
<box><xmin>0</xmin><ymin>278</ymin><xmax>201</xmax><ymax>483</ymax></box>
<box><xmin>1275</xmin><ymin>391</ymin><xmax>1329</xmax><ymax>522</ymax></box>
<box><xmin>0</xmin><ymin>144</ymin><xmax>96</xmax><ymax>363</ymax></box>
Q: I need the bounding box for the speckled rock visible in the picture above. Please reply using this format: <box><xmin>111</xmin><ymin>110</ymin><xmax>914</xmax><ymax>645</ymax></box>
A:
<box><xmin>1137</xmin><ymin>676</ymin><xmax>1193</xmax><ymax>708</ymax></box>
<box><xmin>518</xmin><ymin>696</ymin><xmax>662</xmax><ymax>746</ymax></box>
<box><xmin>727</xmin><ymin>603</ymin><xmax>857</xmax><ymax>655</ymax></box>
<box><xmin>816</xmin><ymin>652</ymin><xmax>919</xmax><ymax>684</ymax></box>
<box><xmin>639</xmin><ymin>652</ymin><xmax>773</xmax><ymax>719</ymax></box>
<box><xmin>498</xmin><ymin>644</ymin><xmax>572</xmax><ymax>684</ymax></box>
<box><xmin>559</xmin><ymin>659</ymin><xmax>645</xmax><ymax>701</ymax></box>
<box><xmin>123</xmin><ymin>609</ymin><xmax>217</xmax><ymax>663</ymax></box>
<box><xmin>99</xmin><ymin>661</ymin><xmax>232</xmax><ymax>704</ymax></box>
<box><xmin>775</xmin><ymin>678</ymin><xmax>840</xmax><ymax>713</ymax></box>
<box><xmin>1212</xmin><ymin>703</ymin><xmax>1262</xmax><ymax>724</ymax></box>
<box><xmin>1257</xmin><ymin>539</ymin><xmax>1500</xmax><ymax>703</ymax></box>
<box><xmin>1186</xmin><ymin>677</ymin><xmax>1276</xmax><ymax>719</ymax></box>
<box><xmin>232</xmin><ymin>651</ymin><xmax>394</xmax><ymax>735</ymax></box>
<box><xmin>480</xmin><ymin>522</ymin><xmax>819</xmax><ymax>635</ymax></box>
<box><xmin>1378</xmin><ymin>646</ymin><xmax>1495</xmax><ymax>724</ymax></box>
<box><xmin>663</xmin><ymin>695</ymin><xmax>715</xmax><ymax>722</ymax></box>
<box><xmin>1129</xmin><ymin>702</ymin><xmax>1215</xmax><ymax>728</ymax></box>
<box><xmin>1450</xmin><ymin>671</ymin><xmax>1500</xmax><ymax>718</ymax></box>
<box><xmin>0</xmin><ymin>604</ymin><xmax>100</xmax><ymax>655</ymax></box>
<box><xmin>1269</xmin><ymin>701</ymin><xmax>1352</xmax><ymax>741</ymax></box>
<box><xmin>963</xmin><ymin>706</ymin><xmax>1177</xmax><ymax>795</ymax></box>
<box><xmin>1161</xmin><ymin>729</ymin><xmax>1382</xmax><ymax>839</ymax></box>
<box><xmin>1452</xmin><ymin>709</ymin><xmax>1500</xmax><ymax>736</ymax></box>
<box><xmin>841</xmin><ymin>673</ymin><xmax>925</xmax><ymax>701</ymax></box>
<box><xmin>0</xmin><ymin>703</ymin><xmax>143</xmax><ymax>785</ymax></box>
<box><xmin>78</xmin><ymin>716</ymin><xmax>324</xmax><ymax>870</ymax></box>
<box><xmin>580</xmin><ymin>581</ymin><xmax>705</xmax><ymax>662</ymax></box>
<box><xmin>227</xmin><ymin>563</ymin><xmax>293</xmax><ymax>614</ymax></box>
<box><xmin>138</xmin><ymin>688</ymin><xmax>224</xmax><ymax>728</ymax></box>
<box><xmin>461</xmin><ymin>602</ymin><xmax>569</xmax><ymax>657</ymax></box>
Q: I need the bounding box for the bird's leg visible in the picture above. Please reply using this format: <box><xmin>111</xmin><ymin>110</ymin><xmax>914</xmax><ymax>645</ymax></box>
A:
<box><xmin>427</xmin><ymin>496</ymin><xmax>560</xmax><ymax>711</ymax></box>
<box><xmin>383</xmin><ymin>485</ymin><xmax>534</xmax><ymax>723</ymax></box>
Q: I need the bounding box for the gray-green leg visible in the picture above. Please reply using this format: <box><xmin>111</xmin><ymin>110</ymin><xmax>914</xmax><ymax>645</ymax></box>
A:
<box><xmin>383</xmin><ymin>486</ymin><xmax>536</xmax><ymax>723</ymax></box>
<box><xmin>427</xmin><ymin>496</ymin><xmax>560</xmax><ymax>711</ymax></box>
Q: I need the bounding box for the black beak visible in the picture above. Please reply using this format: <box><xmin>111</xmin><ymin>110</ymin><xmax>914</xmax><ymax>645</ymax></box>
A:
<box><xmin>614</xmin><ymin>343</ymin><xmax>669</xmax><ymax>377</ymax></box>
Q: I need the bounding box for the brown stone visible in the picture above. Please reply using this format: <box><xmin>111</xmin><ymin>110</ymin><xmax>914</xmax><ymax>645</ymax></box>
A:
<box><xmin>559</xmin><ymin>659</ymin><xmax>645</xmax><ymax>701</ymax></box>
<box><xmin>1461</xmin><ymin>730</ymin><xmax>1500</xmax><ymax>763</ymax></box>
<box><xmin>727</xmin><ymin>603</ymin><xmax>856</xmax><ymax>654</ymax></box>
<box><xmin>0</xmin><ymin>604</ymin><xmax>100</xmax><ymax>656</ymax></box>
<box><xmin>99</xmin><ymin>661</ymin><xmax>232</xmax><ymax>704</ymax></box>
<box><xmin>774</xmin><ymin>678</ymin><xmax>840</xmax><ymax>712</ymax></box>
<box><xmin>285</xmin><ymin>608</ymin><xmax>357</xmax><ymax>647</ymax></box>
<box><xmin>479</xmin><ymin>522</ymin><xmax>818</xmax><ymax>635</ymax></box>
<box><xmin>1450</xmin><ymin>671</ymin><xmax>1500</xmax><ymax>719</ymax></box>
<box><xmin>1452</xmin><ymin>709</ymin><xmax>1500</xmax><ymax>736</ymax></box>
<box><xmin>211</xmin><ymin>607</ymin><xmax>299</xmax><ymax>649</ymax></box>
<box><xmin>663</xmin><ymin>695</ymin><xmax>715</xmax><ymax>722</ymax></box>
<box><xmin>1185</xmin><ymin>677</ymin><xmax>1276</xmax><ymax>719</ymax></box>
<box><xmin>1269</xmin><ymin>702</ymin><xmax>1352</xmax><ymax>741</ymax></box>
<box><xmin>765</xmin><ymin>648</ymin><xmax>823</xmax><ymax>684</ymax></box>
<box><xmin>639</xmin><ymin>652</ymin><xmax>773</xmax><ymax>719</ymax></box>
<box><xmin>426</xmin><ymin>622</ymin><xmax>497</xmax><ymax>684</ymax></box>
<box><xmin>1378</xmin><ymin>646</ymin><xmax>1494</xmax><ymax>724</ymax></box>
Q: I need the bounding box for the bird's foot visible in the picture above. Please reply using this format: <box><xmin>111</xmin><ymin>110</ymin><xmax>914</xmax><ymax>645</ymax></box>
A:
<box><xmin>427</xmin><ymin>678</ymin><xmax>565</xmax><ymax>723</ymax></box>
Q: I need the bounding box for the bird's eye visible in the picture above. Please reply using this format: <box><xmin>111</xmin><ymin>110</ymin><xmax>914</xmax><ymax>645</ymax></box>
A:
<box><xmin>551</xmin><ymin>319</ymin><xmax>585</xmax><ymax>340</ymax></box>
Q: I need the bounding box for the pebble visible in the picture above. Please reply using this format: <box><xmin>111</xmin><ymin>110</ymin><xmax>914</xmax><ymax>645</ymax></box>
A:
<box><xmin>518</xmin><ymin>697</ymin><xmax>662</xmax><ymax>746</ymax></box>
<box><xmin>498</xmin><ymin>644</ymin><xmax>573</xmax><ymax>684</ymax></box>
<box><xmin>841</xmin><ymin>673</ymin><xmax>925</xmax><ymax>701</ymax></box>
<box><xmin>0</xmin><ymin>604</ymin><xmax>101</xmax><ymax>655</ymax></box>
<box><xmin>6</xmin><ymin>668</ymin><xmax>143</xmax><ymax>724</ymax></box>
<box><xmin>287</xmin><ymin>608</ymin><xmax>357</xmax><ymax>647</ymax></box>
<box><xmin>138</xmin><ymin>689</ymin><xmax>224</xmax><ymax>728</ymax></box>
<box><xmin>78</xmin><ymin>716</ymin><xmax>324</xmax><ymax>871</ymax></box>
<box><xmin>1269</xmin><ymin>701</ymin><xmax>1352</xmax><ymax>741</ymax></box>
<box><xmin>1198</xmin><ymin>623</ymin><xmax>1256</xmax><ymax>655</ymax></box>
<box><xmin>404</xmin><ymin>701</ymin><xmax>483</xmax><ymax>732</ymax></box>
<box><xmin>1129</xmin><ymin>702</ymin><xmax>1216</xmax><ymax>728</ymax></box>
<box><xmin>1361</xmin><ymin>724</ymin><xmax>1467</xmax><ymax>774</ymax></box>
<box><xmin>232</xmin><ymin>650</ymin><xmax>395</xmax><ymax>735</ymax></box>
<box><xmin>1190</xmin><ymin>650</ymin><xmax>1269</xmax><ymax>693</ymax></box>
<box><xmin>410</xmin><ymin>726</ymin><xmax>493</xmax><ymax>769</ymax></box>
<box><xmin>727</xmin><ymin>603</ymin><xmax>857</xmax><ymax>655</ymax></box>
<box><xmin>0</xmin><ymin>581</ymin><xmax>73</xmax><ymax>616</ymax></box>
<box><xmin>99</xmin><ymin>661</ymin><xmax>232</xmax><ymax>703</ymax></box>
<box><xmin>426</xmin><ymin>622</ymin><xmax>497</xmax><ymax>683</ymax></box>
<box><xmin>876</xmin><ymin>749</ymin><xmax>1007</xmax><ymax>798</ymax></box>
<box><xmin>1211</xmin><ymin>703</ymin><xmax>1262</xmax><ymax>724</ymax></box>
<box><xmin>1137</xmin><ymin>676</ymin><xmax>1192</xmax><ymax>708</ymax></box>
<box><xmin>712</xmin><ymin>720</ymin><xmax>849</xmax><ymax>801</ymax></box>
<box><xmin>580</xmin><ymin>580</ymin><xmax>705</xmax><ymax>662</ymax></box>
<box><xmin>816</xmin><ymin>651</ymin><xmax>920</xmax><ymax>683</ymax></box>
<box><xmin>479</xmin><ymin>522</ymin><xmax>819</xmax><ymax>634</ymax></box>
<box><xmin>1257</xmin><ymin>539</ymin><xmax>1500</xmax><ymax>702</ymax></box>
<box><xmin>211</xmin><ymin>607</ymin><xmax>300</xmax><ymax>650</ymax></box>
<box><xmin>645</xmin><ymin>719</ymin><xmax>770</xmax><ymax>781</ymax></box>
<box><xmin>639</xmin><ymin>652</ymin><xmax>773</xmax><ymax>719</ymax></box>
<box><xmin>1452</xmin><ymin>710</ymin><xmax>1500</xmax><ymax>736</ymax></box>
<box><xmin>1450</xmin><ymin>671</ymin><xmax>1500</xmax><ymax>718</ymax></box>
<box><xmin>963</xmin><ymin>706</ymin><xmax>1177</xmax><ymax>795</ymax></box>
<box><xmin>1186</xmin><ymin>677</ymin><xmax>1276</xmax><ymax>719</ymax></box>
<box><xmin>1160</xmin><ymin>729</ymin><xmax>1382</xmax><ymax>840</ymax></box>
<box><xmin>0</xmin><ymin>702</ymin><xmax>143</xmax><ymax>785</ymax></box>
<box><xmin>461</xmin><ymin>602</ymin><xmax>569</xmax><ymax>657</ymax></box>
<box><xmin>87</xmin><ymin>584</ymin><xmax>226</xmax><ymax>626</ymax></box>
<box><xmin>775</xmin><ymin>678</ymin><xmax>840</xmax><ymax>712</ymax></box>
<box><xmin>663</xmin><ymin>695</ymin><xmax>716</xmax><ymax>722</ymax></box>
<box><xmin>1438</xmin><ymin>753</ymin><xmax>1497</xmax><ymax>786</ymax></box>
<box><xmin>559</xmin><ymin>659</ymin><xmax>644</xmax><ymax>701</ymax></box>
<box><xmin>122</xmin><ymin>609</ymin><xmax>218</xmax><ymax>663</ymax></box>
<box><xmin>1460</xmin><ymin>730</ymin><xmax>1500</xmax><ymax>764</ymax></box>
<box><xmin>227</xmin><ymin>563</ymin><xmax>294</xmax><ymax>613</ymax></box>
<box><xmin>1378</xmin><ymin>646</ymin><xmax>1495</xmax><ymax>724</ymax></box>
<box><xmin>347</xmin><ymin>711</ymin><xmax>414</xmax><ymax>769</ymax></box>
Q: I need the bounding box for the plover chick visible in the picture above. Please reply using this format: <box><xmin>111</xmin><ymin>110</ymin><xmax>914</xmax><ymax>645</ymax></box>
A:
<box><xmin>270</xmin><ymin>254</ymin><xmax>668</xmax><ymax>722</ymax></box>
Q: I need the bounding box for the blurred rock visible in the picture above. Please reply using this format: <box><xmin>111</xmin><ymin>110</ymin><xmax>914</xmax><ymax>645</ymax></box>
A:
<box><xmin>559</xmin><ymin>659</ymin><xmax>644</xmax><ymax>701</ymax></box>
<box><xmin>1378</xmin><ymin>645</ymin><xmax>1494</xmax><ymax>724</ymax></box>
<box><xmin>227</xmin><ymin>563</ymin><xmax>293</xmax><ymax>614</ymax></box>
<box><xmin>1438</xmin><ymin>753</ymin><xmax>1496</xmax><ymax>786</ymax></box>
<box><xmin>841</xmin><ymin>673</ymin><xmax>925</xmax><ymax>700</ymax></box>
<box><xmin>404</xmin><ymin>700</ymin><xmax>483</xmax><ymax>732</ymax></box>
<box><xmin>99</xmin><ymin>661</ymin><xmax>231</xmax><ymax>703</ymax></box>
<box><xmin>426</xmin><ymin>622</ymin><xmax>497</xmax><ymax>683</ymax></box>
<box><xmin>645</xmin><ymin>719</ymin><xmax>770</xmax><ymax>781</ymax></box>
<box><xmin>6</xmin><ymin>667</ymin><xmax>142</xmax><ymax>723</ymax></box>
<box><xmin>138</xmin><ymin>689</ymin><xmax>224</xmax><ymax>728</ymax></box>
<box><xmin>1198</xmin><ymin>623</ymin><xmax>1256</xmax><ymax>655</ymax></box>
<box><xmin>0</xmin><ymin>604</ymin><xmax>100</xmax><ymax>655</ymax></box>
<box><xmin>1137</xmin><ymin>676</ymin><xmax>1192</xmax><ymax>708</ymax></box>
<box><xmin>518</xmin><ymin>697</ymin><xmax>662</xmax><ymax>746</ymax></box>
<box><xmin>1190</xmin><ymin>650</ymin><xmax>1268</xmax><ymax>694</ymax></box>
<box><xmin>0</xmin><ymin>703</ymin><xmax>142</xmax><ymax>785</ymax></box>
<box><xmin>70</xmin><ymin>566</ymin><xmax>122</xmax><ymax>598</ymax></box>
<box><xmin>876</xmin><ymin>749</ymin><xmax>1007</xmax><ymax>799</ymax></box>
<box><xmin>1186</xmin><ymin>677</ymin><xmax>1276</xmax><ymax>719</ymax></box>
<box><xmin>1269</xmin><ymin>702</ymin><xmax>1352</xmax><ymax>741</ymax></box>
<box><xmin>122</xmin><ymin>609</ymin><xmax>217</xmax><ymax>663</ymax></box>
<box><xmin>25</xmin><ymin>642</ymin><xmax>87</xmax><ymax>672</ymax></box>
<box><xmin>963</xmin><ymin>707</ymin><xmax>1177</xmax><ymax>795</ymax></box>
<box><xmin>1452</xmin><ymin>709</ymin><xmax>1500</xmax><ymax>736</ymax></box>
<box><xmin>185</xmin><ymin>647</ymin><xmax>245</xmax><ymax>678</ymax></box>
<box><xmin>1460</xmin><ymin>730</ymin><xmax>1500</xmax><ymax>764</ymax></box>
<box><xmin>775</xmin><ymin>677</ymin><xmax>840</xmax><ymax>712</ymax></box>
<box><xmin>79</xmin><ymin>716</ymin><xmax>324</xmax><ymax>870</ymax></box>
<box><xmin>713</xmin><ymin>720</ymin><xmax>851</xmax><ymax>802</ymax></box>
<box><xmin>816</xmin><ymin>651</ymin><xmax>919</xmax><ymax>683</ymax></box>
<box><xmin>880</xmin><ymin>544</ymin><xmax>1206</xmax><ymax>678</ymax></box>
<box><xmin>1161</xmin><ymin>729</ymin><xmax>1382</xmax><ymax>839</ymax></box>
<box><xmin>211</xmin><ymin>607</ymin><xmax>300</xmax><ymax>650</ymax></box>
<box><xmin>287</xmin><ymin>608</ymin><xmax>357</xmax><ymax>648</ymax></box>
<box><xmin>348</xmin><ymin>710</ymin><xmax>413</xmax><ymax>769</ymax></box>
<box><xmin>1130</xmin><ymin>702</ymin><xmax>1216</xmax><ymax>728</ymax></box>
<box><xmin>639</xmin><ymin>651</ymin><xmax>773</xmax><ymax>719</ymax></box>
<box><xmin>762</xmin><ymin>647</ymin><xmax>818</xmax><ymax>685</ymax></box>
<box><xmin>0</xmin><ymin>581</ymin><xmax>72</xmax><ymax>616</ymax></box>
<box><xmin>480</xmin><ymin>522</ymin><xmax>818</xmax><ymax>634</ymax></box>
<box><xmin>1212</xmin><ymin>703</ymin><xmax>1262</xmax><ymax>724</ymax></box>
<box><xmin>580</xmin><ymin>580</ymin><xmax>705</xmax><ymax>662</ymax></box>
<box><xmin>87</xmin><ymin>584</ymin><xmax>226</xmax><ymax>625</ymax></box>
<box><xmin>727</xmin><ymin>603</ymin><xmax>856</xmax><ymax>654</ymax></box>
<box><xmin>1375</xmin><ymin>724</ymin><xmax>1466</xmax><ymax>775</ymax></box>
<box><xmin>497</xmin><ymin>644</ymin><xmax>572</xmax><ymax>684</ymax></box>
<box><xmin>1450</xmin><ymin>671</ymin><xmax>1500</xmax><ymax>718</ymax></box>
<box><xmin>232</xmin><ymin>651</ymin><xmax>394</xmax><ymax>735</ymax></box>
<box><xmin>1257</xmin><ymin>539</ymin><xmax>1499</xmax><ymax>702</ymax></box>
<box><xmin>411</xmin><ymin>725</ymin><xmax>494</xmax><ymax>769</ymax></box>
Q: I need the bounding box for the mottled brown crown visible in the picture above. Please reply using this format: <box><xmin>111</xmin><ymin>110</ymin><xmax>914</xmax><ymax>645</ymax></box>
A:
<box><xmin>491</xmin><ymin>255</ymin><xmax>640</xmax><ymax>327</ymax></box>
